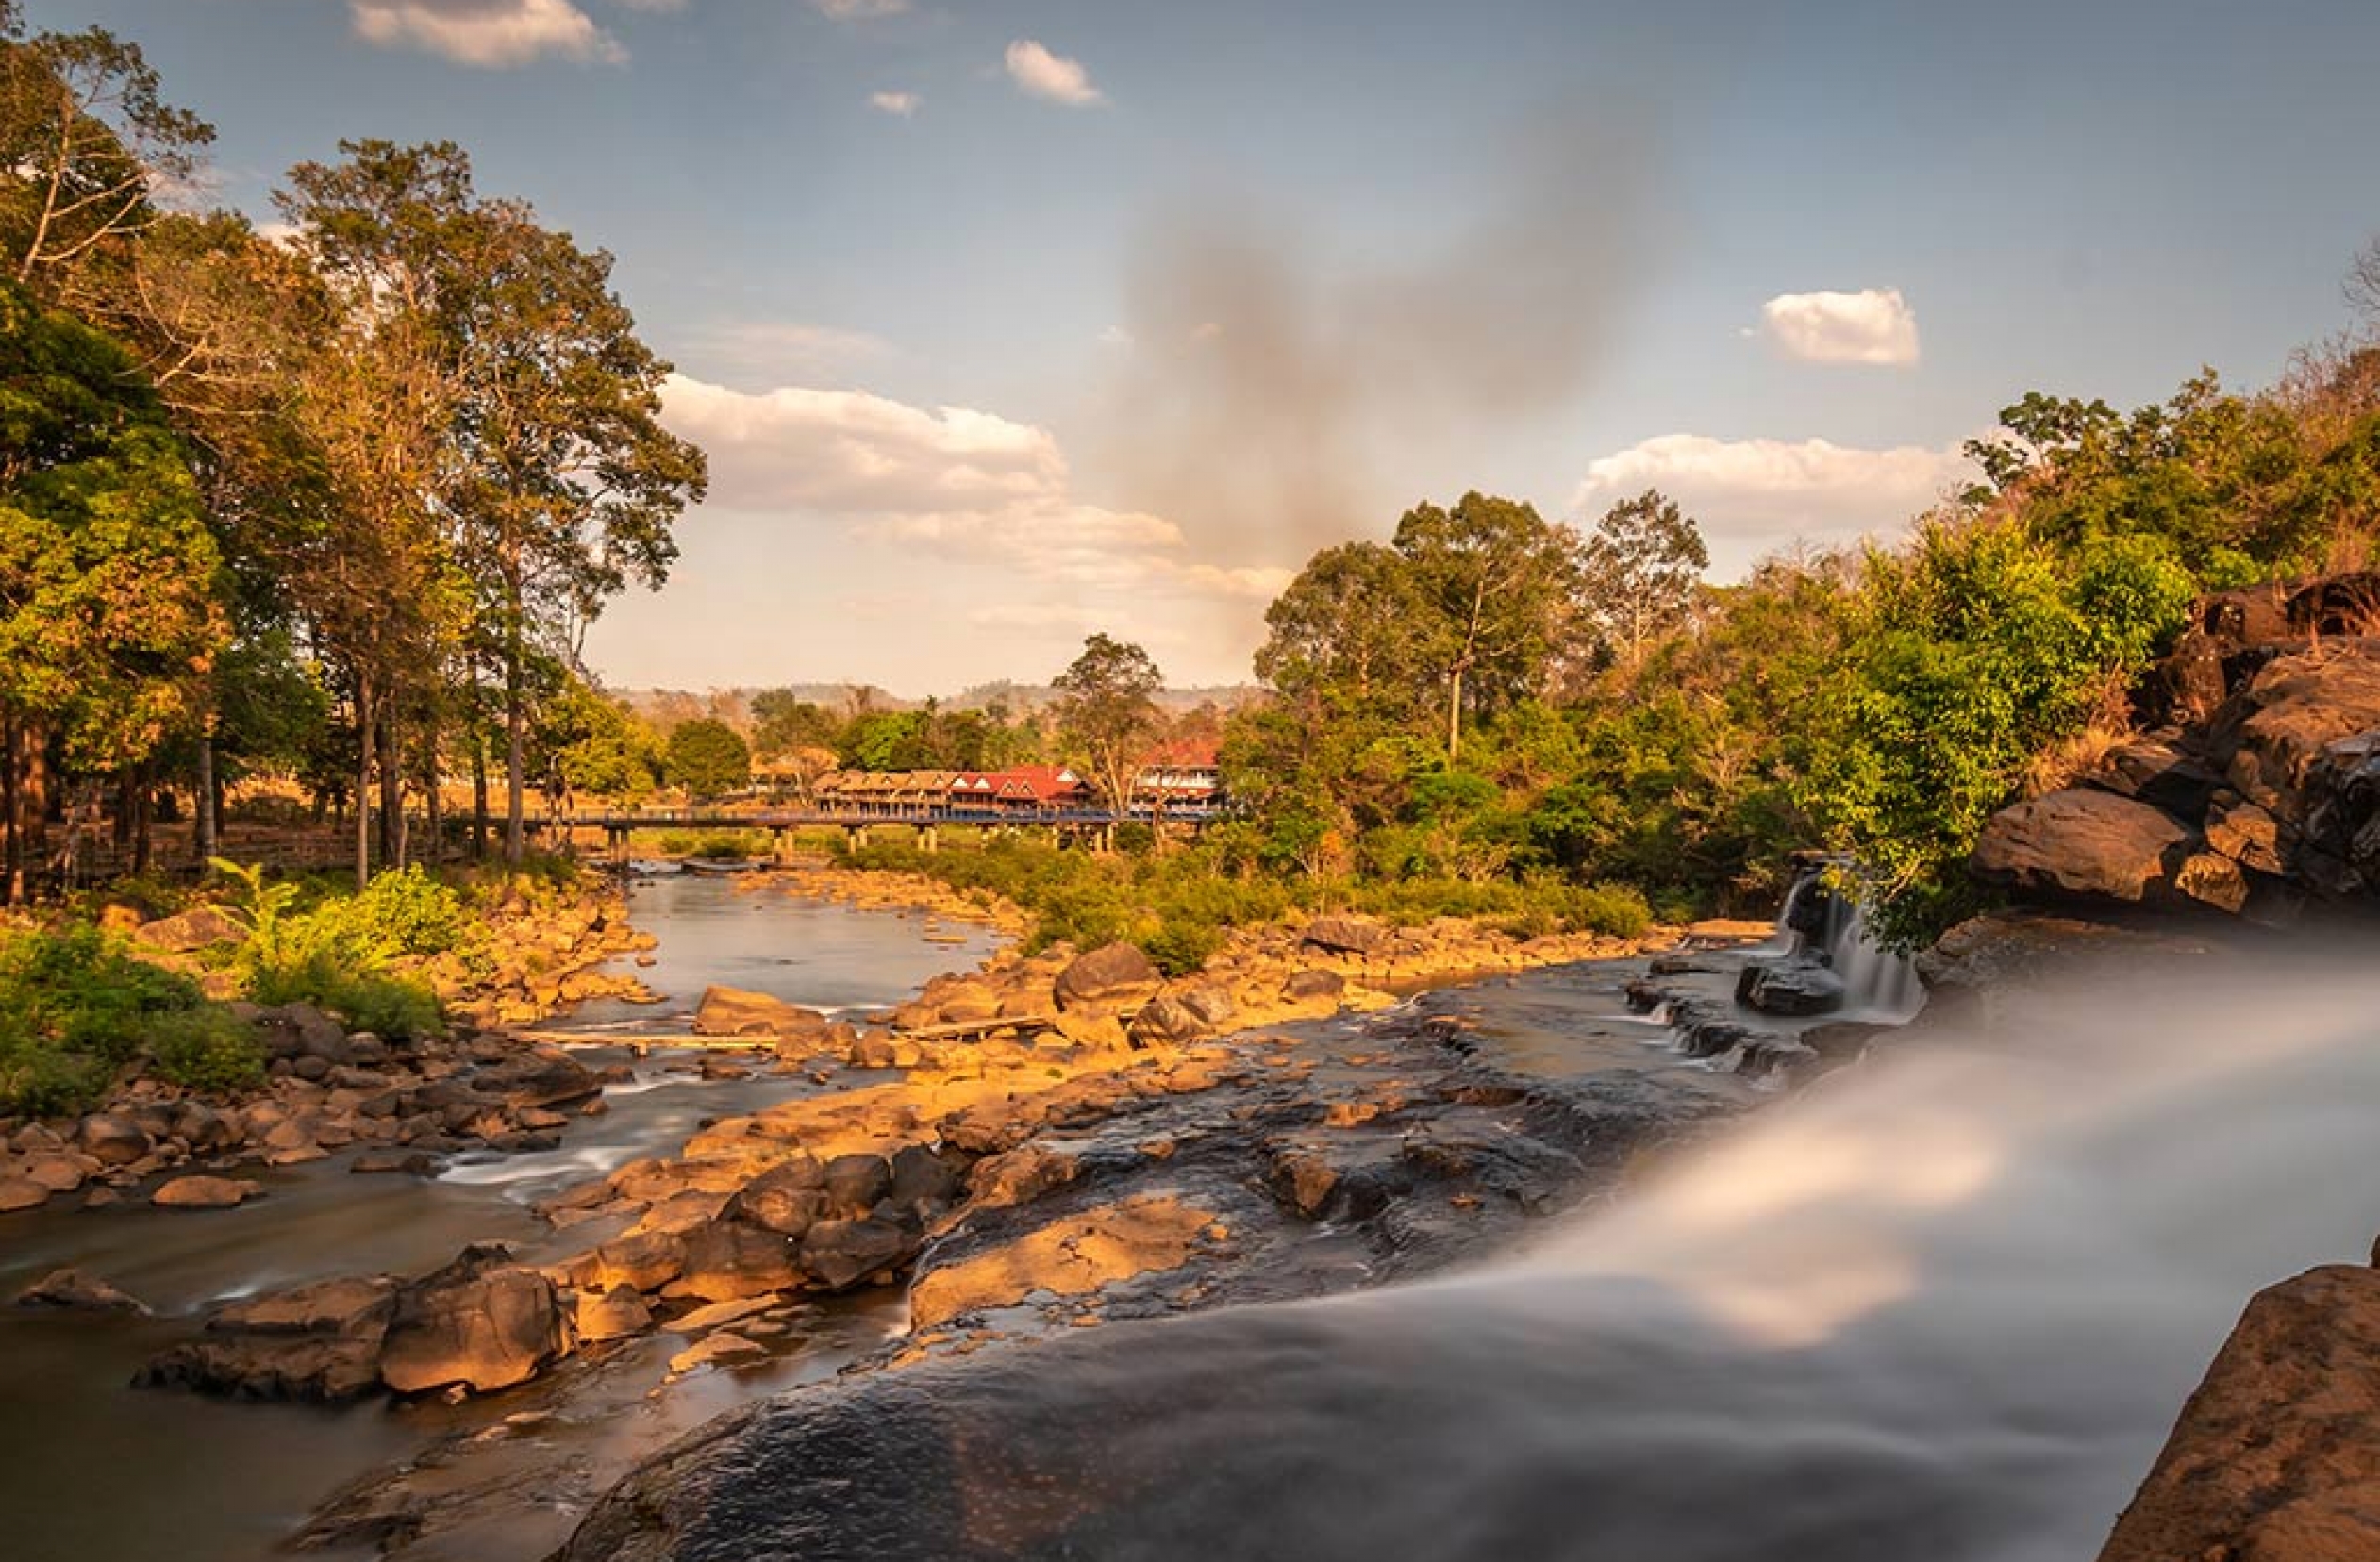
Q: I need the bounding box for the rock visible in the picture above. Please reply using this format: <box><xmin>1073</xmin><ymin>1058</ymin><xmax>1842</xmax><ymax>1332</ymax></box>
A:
<box><xmin>1280</xmin><ymin>969</ymin><xmax>1346</xmax><ymax>1004</ymax></box>
<box><xmin>1970</xmin><ymin>789</ymin><xmax>2195</xmax><ymax>904</ymax></box>
<box><xmin>2171</xmin><ymin>849</ymin><xmax>2249</xmax><ymax>914</ymax></box>
<box><xmin>723</xmin><ymin>1159</ymin><xmax>830</xmax><ymax>1238</ymax></box>
<box><xmin>909</xmin><ymin>1194</ymin><xmax>1216</xmax><ymax>1328</ymax></box>
<box><xmin>2099</xmin><ymin>1264</ymin><xmax>2380</xmax><ymax>1562</ymax></box>
<box><xmin>691</xmin><ymin>986</ymin><xmax>828</xmax><ymax>1038</ymax></box>
<box><xmin>1176</xmin><ymin>986</ymin><xmax>1238</xmax><ymax>1031</ymax></box>
<box><xmin>1270</xmin><ymin>1148</ymin><xmax>1342</xmax><ymax>1219</ymax></box>
<box><xmin>138</xmin><ymin>1276</ymin><xmax>395</xmax><ymax>1402</ymax></box>
<box><xmin>1301</xmin><ymin>916</ymin><xmax>1389</xmax><ymax>957</ymax></box>
<box><xmin>15</xmin><ymin>1267</ymin><xmax>150</xmax><ymax>1314</ymax></box>
<box><xmin>821</xmin><ymin>1153</ymin><xmax>893</xmax><ymax>1217</ymax></box>
<box><xmin>572</xmin><ymin>1285</ymin><xmax>654</xmax><ymax>1342</ymax></box>
<box><xmin>2088</xmin><ymin>733</ymin><xmax>2225</xmax><ymax>820</ymax></box>
<box><xmin>0</xmin><ymin>1176</ymin><xmax>52</xmax><ymax>1212</ymax></box>
<box><xmin>1130</xmin><ymin>995</ymin><xmax>1209</xmax><ymax>1047</ymax></box>
<box><xmin>1053</xmin><ymin>942</ymin><xmax>1163</xmax><ymax>1012</ymax></box>
<box><xmin>883</xmin><ymin>1143</ymin><xmax>963</xmax><ymax>1217</ymax></box>
<box><xmin>2205</xmin><ymin>797</ymin><xmax>2286</xmax><ymax>875</ymax></box>
<box><xmin>76</xmin><ymin>1113</ymin><xmax>151</xmax><ymax>1167</ymax></box>
<box><xmin>1734</xmin><ymin>957</ymin><xmax>1847</xmax><ymax>1017</ymax></box>
<box><xmin>259</xmin><ymin>1003</ymin><xmax>352</xmax><ymax>1065</ymax></box>
<box><xmin>591</xmin><ymin>1230</ymin><xmax>688</xmax><ymax>1293</ymax></box>
<box><xmin>667</xmin><ymin>1330</ymin><xmax>767</xmax><ymax>1376</ymax></box>
<box><xmin>674</xmin><ymin>1221</ymin><xmax>803</xmax><ymax>1303</ymax></box>
<box><xmin>796</xmin><ymin>1216</ymin><xmax>918</xmax><ymax>1291</ymax></box>
<box><xmin>20</xmin><ymin>1153</ymin><xmax>90</xmax><ymax>1194</ymax></box>
<box><xmin>152</xmin><ymin>1175</ymin><xmax>260</xmax><ymax>1209</ymax></box>
<box><xmin>351</xmin><ymin>1151</ymin><xmax>443</xmax><ymax>1176</ymax></box>
<box><xmin>132</xmin><ymin>905</ymin><xmax>245</xmax><ymax>954</ymax></box>
<box><xmin>967</xmin><ymin>1142</ymin><xmax>1080</xmax><ymax>1211</ymax></box>
<box><xmin>479</xmin><ymin>1050</ymin><xmax>602</xmax><ymax>1109</ymax></box>
<box><xmin>379</xmin><ymin>1246</ymin><xmax>568</xmax><ymax>1395</ymax></box>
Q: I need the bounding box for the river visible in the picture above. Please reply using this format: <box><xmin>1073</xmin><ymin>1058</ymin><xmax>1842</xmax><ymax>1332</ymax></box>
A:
<box><xmin>0</xmin><ymin>870</ymin><xmax>1004</xmax><ymax>1562</ymax></box>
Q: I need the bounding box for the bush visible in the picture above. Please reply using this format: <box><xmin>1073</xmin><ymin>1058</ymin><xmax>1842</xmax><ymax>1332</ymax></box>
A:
<box><xmin>0</xmin><ymin>925</ymin><xmax>225</xmax><ymax>1115</ymax></box>
<box><xmin>149</xmin><ymin>1007</ymin><xmax>265</xmax><ymax>1093</ymax></box>
<box><xmin>247</xmin><ymin>955</ymin><xmax>444</xmax><ymax>1041</ymax></box>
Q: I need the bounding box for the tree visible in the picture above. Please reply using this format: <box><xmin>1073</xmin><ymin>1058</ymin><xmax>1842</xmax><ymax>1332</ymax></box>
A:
<box><xmin>1253</xmin><ymin>540</ymin><xmax>1430</xmax><ymax>719</ymax></box>
<box><xmin>665</xmin><ymin>718</ymin><xmax>750</xmax><ymax>799</ymax></box>
<box><xmin>1574</xmin><ymin>489</ymin><xmax>1710</xmax><ymax>670</ymax></box>
<box><xmin>0</xmin><ymin>280</ymin><xmax>226</xmax><ymax>897</ymax></box>
<box><xmin>1390</xmin><ymin>491</ymin><xmax>1580</xmax><ymax>759</ymax></box>
<box><xmin>0</xmin><ymin>11</ymin><xmax>212</xmax><ymax>300</ymax></box>
<box><xmin>1053</xmin><ymin>633</ymin><xmax>1164</xmax><ymax>814</ymax></box>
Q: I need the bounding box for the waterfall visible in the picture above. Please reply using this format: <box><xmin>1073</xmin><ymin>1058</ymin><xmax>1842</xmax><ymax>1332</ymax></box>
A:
<box><xmin>1744</xmin><ymin>863</ymin><xmax>1925</xmax><ymax>1022</ymax></box>
<box><xmin>1813</xmin><ymin>888</ymin><xmax>1925</xmax><ymax>1022</ymax></box>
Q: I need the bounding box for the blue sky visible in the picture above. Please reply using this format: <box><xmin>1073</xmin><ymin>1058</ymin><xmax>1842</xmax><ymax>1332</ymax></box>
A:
<box><xmin>36</xmin><ymin>0</ymin><xmax>2380</xmax><ymax>691</ymax></box>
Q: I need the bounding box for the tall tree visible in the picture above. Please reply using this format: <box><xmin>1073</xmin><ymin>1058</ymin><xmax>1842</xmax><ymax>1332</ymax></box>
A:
<box><xmin>1390</xmin><ymin>491</ymin><xmax>1580</xmax><ymax>760</ymax></box>
<box><xmin>1053</xmin><ymin>633</ymin><xmax>1164</xmax><ymax>816</ymax></box>
<box><xmin>1574</xmin><ymin>488</ymin><xmax>1710</xmax><ymax>671</ymax></box>
<box><xmin>1254</xmin><ymin>540</ymin><xmax>1430</xmax><ymax>719</ymax></box>
<box><xmin>0</xmin><ymin>9</ymin><xmax>211</xmax><ymax>300</ymax></box>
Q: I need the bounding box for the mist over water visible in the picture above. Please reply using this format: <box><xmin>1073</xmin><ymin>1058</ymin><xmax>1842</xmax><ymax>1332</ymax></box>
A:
<box><xmin>682</xmin><ymin>945</ymin><xmax>2380</xmax><ymax>1562</ymax></box>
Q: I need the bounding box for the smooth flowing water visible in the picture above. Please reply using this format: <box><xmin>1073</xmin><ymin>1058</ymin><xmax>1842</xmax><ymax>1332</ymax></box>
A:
<box><xmin>0</xmin><ymin>871</ymin><xmax>1002</xmax><ymax>1562</ymax></box>
<box><xmin>625</xmin><ymin>940</ymin><xmax>2380</xmax><ymax>1562</ymax></box>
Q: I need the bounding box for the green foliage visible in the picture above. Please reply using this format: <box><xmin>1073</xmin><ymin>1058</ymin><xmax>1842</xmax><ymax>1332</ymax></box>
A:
<box><xmin>665</xmin><ymin>717</ymin><xmax>751</xmax><ymax>798</ymax></box>
<box><xmin>651</xmin><ymin>829</ymin><xmax>768</xmax><ymax>860</ymax></box>
<box><xmin>148</xmin><ymin>1005</ymin><xmax>263</xmax><ymax>1093</ymax></box>
<box><xmin>209</xmin><ymin>858</ymin><xmax>460</xmax><ymax>1037</ymax></box>
<box><xmin>0</xmin><ymin>924</ymin><xmax>236</xmax><ymax>1114</ymax></box>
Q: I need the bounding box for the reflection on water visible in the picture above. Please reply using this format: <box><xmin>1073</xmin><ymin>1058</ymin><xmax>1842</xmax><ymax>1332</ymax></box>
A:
<box><xmin>641</xmin><ymin>946</ymin><xmax>2380</xmax><ymax>1562</ymax></box>
<box><xmin>0</xmin><ymin>871</ymin><xmax>1000</xmax><ymax>1562</ymax></box>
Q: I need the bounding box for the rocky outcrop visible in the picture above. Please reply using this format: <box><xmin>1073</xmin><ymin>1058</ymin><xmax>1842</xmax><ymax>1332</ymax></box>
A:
<box><xmin>138</xmin><ymin>1276</ymin><xmax>397</xmax><ymax>1402</ymax></box>
<box><xmin>2099</xmin><ymin>1263</ymin><xmax>2380</xmax><ymax>1562</ymax></box>
<box><xmin>1053</xmin><ymin>942</ymin><xmax>1163</xmax><ymax>1012</ymax></box>
<box><xmin>1974</xmin><ymin>612</ymin><xmax>2380</xmax><ymax>918</ymax></box>
<box><xmin>378</xmin><ymin>1245</ymin><xmax>569</xmax><ymax>1395</ymax></box>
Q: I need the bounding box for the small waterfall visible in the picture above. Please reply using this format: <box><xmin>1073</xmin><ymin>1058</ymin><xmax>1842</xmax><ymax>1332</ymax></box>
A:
<box><xmin>1740</xmin><ymin>863</ymin><xmax>1925</xmax><ymax>1023</ymax></box>
<box><xmin>1813</xmin><ymin>888</ymin><xmax>1925</xmax><ymax>1022</ymax></box>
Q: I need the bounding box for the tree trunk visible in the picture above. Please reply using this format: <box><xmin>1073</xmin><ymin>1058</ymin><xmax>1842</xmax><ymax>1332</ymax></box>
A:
<box><xmin>504</xmin><ymin>614</ymin><xmax>525</xmax><ymax>867</ymax></box>
<box><xmin>354</xmin><ymin>672</ymin><xmax>374</xmax><ymax>889</ymax></box>
<box><xmin>131</xmin><ymin>767</ymin><xmax>152</xmax><ymax>874</ymax></box>
<box><xmin>424</xmin><ymin>738</ymin><xmax>444</xmax><ymax>865</ymax></box>
<box><xmin>1446</xmin><ymin>666</ymin><xmax>1465</xmax><ymax>761</ymax></box>
<box><xmin>378</xmin><ymin>712</ymin><xmax>405</xmax><ymax>871</ymax></box>
<box><xmin>195</xmin><ymin>725</ymin><xmax>217</xmax><ymax>867</ymax></box>
<box><xmin>2</xmin><ymin>709</ymin><xmax>19</xmax><ymax>905</ymax></box>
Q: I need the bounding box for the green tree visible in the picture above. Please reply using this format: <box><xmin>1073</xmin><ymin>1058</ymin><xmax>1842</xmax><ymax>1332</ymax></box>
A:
<box><xmin>1254</xmin><ymin>540</ymin><xmax>1430</xmax><ymax>720</ymax></box>
<box><xmin>665</xmin><ymin>718</ymin><xmax>750</xmax><ymax>799</ymax></box>
<box><xmin>1390</xmin><ymin>491</ymin><xmax>1580</xmax><ymax>759</ymax></box>
<box><xmin>1574</xmin><ymin>489</ymin><xmax>1709</xmax><ymax>671</ymax></box>
<box><xmin>1053</xmin><ymin>633</ymin><xmax>1164</xmax><ymax>812</ymax></box>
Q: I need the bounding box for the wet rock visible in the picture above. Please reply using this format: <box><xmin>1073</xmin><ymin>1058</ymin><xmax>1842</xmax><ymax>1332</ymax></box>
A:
<box><xmin>724</xmin><ymin>1159</ymin><xmax>830</xmax><ymax>1238</ymax></box>
<box><xmin>140</xmin><ymin>1277</ymin><xmax>396</xmax><ymax>1402</ymax></box>
<box><xmin>1053</xmin><ymin>942</ymin><xmax>1163</xmax><ymax>1012</ymax></box>
<box><xmin>379</xmin><ymin>1246</ymin><xmax>568</xmax><ymax>1395</ymax></box>
<box><xmin>909</xmin><ymin>1194</ymin><xmax>1217</xmax><ymax>1328</ymax></box>
<box><xmin>152</xmin><ymin>1174</ymin><xmax>261</xmax><ymax>1209</ymax></box>
<box><xmin>20</xmin><ymin>1153</ymin><xmax>91</xmax><ymax>1193</ymax></box>
<box><xmin>2100</xmin><ymin>1264</ymin><xmax>2380</xmax><ymax>1562</ymax></box>
<box><xmin>591</xmin><ymin>1230</ymin><xmax>688</xmax><ymax>1293</ymax></box>
<box><xmin>692</xmin><ymin>985</ymin><xmax>827</xmax><ymax>1038</ymax></box>
<box><xmin>883</xmin><ymin>1142</ymin><xmax>965</xmax><ymax>1217</ymax></box>
<box><xmin>668</xmin><ymin>1330</ymin><xmax>766</xmax><ymax>1376</ymax></box>
<box><xmin>967</xmin><ymin>1142</ymin><xmax>1080</xmax><ymax>1211</ymax></box>
<box><xmin>1971</xmin><ymin>789</ymin><xmax>2196</xmax><ymax>903</ymax></box>
<box><xmin>15</xmin><ymin>1267</ymin><xmax>150</xmax><ymax>1314</ymax></box>
<box><xmin>1734</xmin><ymin>957</ymin><xmax>1846</xmax><ymax>1017</ymax></box>
<box><xmin>798</xmin><ymin>1217</ymin><xmax>919</xmax><ymax>1290</ymax></box>
<box><xmin>351</xmin><ymin>1150</ymin><xmax>444</xmax><ymax>1176</ymax></box>
<box><xmin>821</xmin><ymin>1153</ymin><xmax>894</xmax><ymax>1217</ymax></box>
<box><xmin>479</xmin><ymin>1049</ymin><xmax>601</xmax><ymax>1109</ymax></box>
<box><xmin>1130</xmin><ymin>995</ymin><xmax>1210</xmax><ymax>1047</ymax></box>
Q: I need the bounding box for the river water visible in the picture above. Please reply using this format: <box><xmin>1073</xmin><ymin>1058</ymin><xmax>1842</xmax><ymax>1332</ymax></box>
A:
<box><xmin>0</xmin><ymin>871</ymin><xmax>1003</xmax><ymax>1562</ymax></box>
<box><xmin>612</xmin><ymin>940</ymin><xmax>2380</xmax><ymax>1562</ymax></box>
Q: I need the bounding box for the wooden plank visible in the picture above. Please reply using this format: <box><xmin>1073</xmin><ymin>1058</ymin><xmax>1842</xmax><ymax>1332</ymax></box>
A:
<box><xmin>891</xmin><ymin>1014</ymin><xmax>1058</xmax><ymax>1039</ymax></box>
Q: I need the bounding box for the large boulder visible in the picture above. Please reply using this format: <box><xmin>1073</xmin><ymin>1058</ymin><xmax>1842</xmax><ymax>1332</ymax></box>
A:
<box><xmin>692</xmin><ymin>986</ymin><xmax>828</xmax><ymax>1039</ymax></box>
<box><xmin>132</xmin><ymin>906</ymin><xmax>245</xmax><ymax>954</ymax></box>
<box><xmin>1970</xmin><ymin>790</ymin><xmax>2194</xmax><ymax>904</ymax></box>
<box><xmin>1301</xmin><ymin>916</ymin><xmax>1389</xmax><ymax>957</ymax></box>
<box><xmin>138</xmin><ymin>1276</ymin><xmax>395</xmax><ymax>1402</ymax></box>
<box><xmin>152</xmin><ymin>1175</ymin><xmax>261</xmax><ymax>1210</ymax></box>
<box><xmin>2100</xmin><ymin>1264</ymin><xmax>2380</xmax><ymax>1562</ymax></box>
<box><xmin>378</xmin><ymin>1245</ymin><xmax>568</xmax><ymax>1395</ymax></box>
<box><xmin>797</xmin><ymin>1217</ymin><xmax>920</xmax><ymax>1291</ymax></box>
<box><xmin>1734</xmin><ymin>957</ymin><xmax>1846</xmax><ymax>1017</ymax></box>
<box><xmin>673</xmin><ymin>1221</ymin><xmax>803</xmax><ymax>1304</ymax></box>
<box><xmin>1053</xmin><ymin>943</ymin><xmax>1162</xmax><ymax>1013</ymax></box>
<box><xmin>75</xmin><ymin>1113</ymin><xmax>151</xmax><ymax>1167</ymax></box>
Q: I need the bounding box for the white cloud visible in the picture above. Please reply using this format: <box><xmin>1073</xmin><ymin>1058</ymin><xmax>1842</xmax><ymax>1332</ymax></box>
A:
<box><xmin>1758</xmin><ymin>288</ymin><xmax>1920</xmax><ymax>367</ymax></box>
<box><xmin>656</xmin><ymin>374</ymin><xmax>1292</xmax><ymax>614</ymax></box>
<box><xmin>1005</xmin><ymin>39</ymin><xmax>1106</xmax><ymax>107</ymax></box>
<box><xmin>811</xmin><ymin>0</ymin><xmax>908</xmax><ymax>19</ymax></box>
<box><xmin>350</xmin><ymin>0</ymin><xmax>624</xmax><ymax>67</ymax></box>
<box><xmin>869</xmin><ymin>90</ymin><xmax>920</xmax><ymax>117</ymax></box>
<box><xmin>1575</xmin><ymin>432</ymin><xmax>1974</xmax><ymax>563</ymax></box>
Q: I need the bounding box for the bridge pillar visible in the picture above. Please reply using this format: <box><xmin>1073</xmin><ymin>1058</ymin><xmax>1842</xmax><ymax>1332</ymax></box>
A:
<box><xmin>772</xmin><ymin>826</ymin><xmax>791</xmax><ymax>865</ymax></box>
<box><xmin>846</xmin><ymin>825</ymin><xmax>868</xmax><ymax>854</ymax></box>
<box><xmin>919</xmin><ymin>825</ymin><xmax>938</xmax><ymax>855</ymax></box>
<box><xmin>608</xmin><ymin>824</ymin><xmax>630</xmax><ymax>869</ymax></box>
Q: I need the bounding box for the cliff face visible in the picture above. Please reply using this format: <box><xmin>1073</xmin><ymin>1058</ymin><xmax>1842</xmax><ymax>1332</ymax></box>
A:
<box><xmin>1973</xmin><ymin>574</ymin><xmax>2380</xmax><ymax>921</ymax></box>
<box><xmin>2098</xmin><ymin>1262</ymin><xmax>2380</xmax><ymax>1562</ymax></box>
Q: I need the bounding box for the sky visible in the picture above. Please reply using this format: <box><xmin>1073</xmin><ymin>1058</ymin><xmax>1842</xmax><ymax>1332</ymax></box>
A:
<box><xmin>33</xmin><ymin>0</ymin><xmax>2380</xmax><ymax>694</ymax></box>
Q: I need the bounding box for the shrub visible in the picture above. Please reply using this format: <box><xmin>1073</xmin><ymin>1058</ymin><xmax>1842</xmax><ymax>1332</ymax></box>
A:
<box><xmin>149</xmin><ymin>1007</ymin><xmax>265</xmax><ymax>1093</ymax></box>
<box><xmin>0</xmin><ymin>925</ymin><xmax>222</xmax><ymax>1115</ymax></box>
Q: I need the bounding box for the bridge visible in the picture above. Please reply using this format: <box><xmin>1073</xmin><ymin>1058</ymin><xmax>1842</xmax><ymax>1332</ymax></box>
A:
<box><xmin>524</xmin><ymin>803</ymin><xmax>1219</xmax><ymax>863</ymax></box>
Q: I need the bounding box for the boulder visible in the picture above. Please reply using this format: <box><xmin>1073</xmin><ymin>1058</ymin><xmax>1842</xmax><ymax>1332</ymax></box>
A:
<box><xmin>479</xmin><ymin>1049</ymin><xmax>602</xmax><ymax>1109</ymax></box>
<box><xmin>76</xmin><ymin>1113</ymin><xmax>152</xmax><ymax>1167</ymax></box>
<box><xmin>2100</xmin><ymin>1264</ymin><xmax>2380</xmax><ymax>1562</ymax></box>
<box><xmin>1129</xmin><ymin>995</ymin><xmax>1210</xmax><ymax>1048</ymax></box>
<box><xmin>20</xmin><ymin>1153</ymin><xmax>90</xmax><ymax>1194</ymax></box>
<box><xmin>2205</xmin><ymin>797</ymin><xmax>2286</xmax><ymax>875</ymax></box>
<box><xmin>15</xmin><ymin>1268</ymin><xmax>150</xmax><ymax>1314</ymax></box>
<box><xmin>0</xmin><ymin>1175</ymin><xmax>48</xmax><ymax>1212</ymax></box>
<box><xmin>1279</xmin><ymin>969</ymin><xmax>1346</xmax><ymax>1004</ymax></box>
<box><xmin>1053</xmin><ymin>943</ymin><xmax>1163</xmax><ymax>1012</ymax></box>
<box><xmin>152</xmin><ymin>1175</ymin><xmax>260</xmax><ymax>1210</ymax></box>
<box><xmin>821</xmin><ymin>1153</ymin><xmax>893</xmax><ymax>1218</ymax></box>
<box><xmin>132</xmin><ymin>906</ymin><xmax>246</xmax><ymax>954</ymax></box>
<box><xmin>591</xmin><ymin>1229</ymin><xmax>688</xmax><ymax>1293</ymax></box>
<box><xmin>2088</xmin><ymin>733</ymin><xmax>2225</xmax><ymax>821</ymax></box>
<box><xmin>1734</xmin><ymin>958</ymin><xmax>1847</xmax><ymax>1017</ymax></box>
<box><xmin>883</xmin><ymin>1143</ymin><xmax>964</xmax><ymax>1217</ymax></box>
<box><xmin>258</xmin><ymin>1003</ymin><xmax>351</xmax><ymax>1065</ymax></box>
<box><xmin>138</xmin><ymin>1276</ymin><xmax>395</xmax><ymax>1402</ymax></box>
<box><xmin>1176</xmin><ymin>986</ymin><xmax>1238</xmax><ymax>1031</ymax></box>
<box><xmin>1301</xmin><ymin>915</ymin><xmax>1389</xmax><ymax>957</ymax></box>
<box><xmin>2171</xmin><ymin>849</ymin><xmax>2249</xmax><ymax>914</ymax></box>
<box><xmin>691</xmin><ymin>986</ymin><xmax>827</xmax><ymax>1039</ymax></box>
<box><xmin>673</xmin><ymin>1221</ymin><xmax>803</xmax><ymax>1303</ymax></box>
<box><xmin>572</xmin><ymin>1284</ymin><xmax>654</xmax><ymax>1343</ymax></box>
<box><xmin>379</xmin><ymin>1245</ymin><xmax>568</xmax><ymax>1395</ymax></box>
<box><xmin>1970</xmin><ymin>789</ymin><xmax>2194</xmax><ymax>904</ymax></box>
<box><xmin>967</xmin><ymin>1142</ymin><xmax>1081</xmax><ymax>1211</ymax></box>
<box><xmin>796</xmin><ymin>1216</ymin><xmax>919</xmax><ymax>1291</ymax></box>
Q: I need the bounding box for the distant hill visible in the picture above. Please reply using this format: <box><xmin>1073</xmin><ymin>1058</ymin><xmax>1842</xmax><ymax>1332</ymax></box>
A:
<box><xmin>609</xmin><ymin>681</ymin><xmax>1265</xmax><ymax>730</ymax></box>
